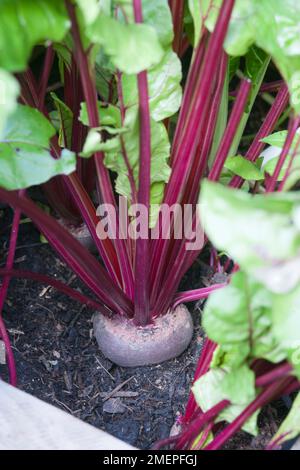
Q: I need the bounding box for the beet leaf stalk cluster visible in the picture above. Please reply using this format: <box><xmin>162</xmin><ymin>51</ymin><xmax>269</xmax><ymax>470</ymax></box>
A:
<box><xmin>0</xmin><ymin>0</ymin><xmax>300</xmax><ymax>450</ymax></box>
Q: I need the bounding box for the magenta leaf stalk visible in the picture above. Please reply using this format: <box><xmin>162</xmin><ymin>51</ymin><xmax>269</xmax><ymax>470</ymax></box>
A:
<box><xmin>152</xmin><ymin>216</ymin><xmax>206</xmax><ymax>314</ymax></box>
<box><xmin>205</xmin><ymin>378</ymin><xmax>293</xmax><ymax>450</ymax></box>
<box><xmin>63</xmin><ymin>173</ymin><xmax>122</xmax><ymax>287</ymax></box>
<box><xmin>259</xmin><ymin>80</ymin><xmax>285</xmax><ymax>94</ymax></box>
<box><xmin>266</xmin><ymin>432</ymin><xmax>291</xmax><ymax>450</ymax></box>
<box><xmin>278</xmin><ymin>130</ymin><xmax>300</xmax><ymax>190</ymax></box>
<box><xmin>183</xmin><ymin>339</ymin><xmax>217</xmax><ymax>423</ymax></box>
<box><xmin>266</xmin><ymin>115</ymin><xmax>300</xmax><ymax>192</ymax></box>
<box><xmin>208</xmin><ymin>78</ymin><xmax>252</xmax><ymax>181</ymax></box>
<box><xmin>175</xmin><ymin>400</ymin><xmax>230</xmax><ymax>450</ymax></box>
<box><xmin>38</xmin><ymin>44</ymin><xmax>55</xmax><ymax>110</ymax></box>
<box><xmin>154</xmin><ymin>53</ymin><xmax>228</xmax><ymax>306</ymax></box>
<box><xmin>18</xmin><ymin>67</ymin><xmax>123</xmax><ymax>287</ymax></box>
<box><xmin>255</xmin><ymin>362</ymin><xmax>293</xmax><ymax>387</ymax></box>
<box><xmin>0</xmin><ymin>199</ymin><xmax>23</xmax><ymax>386</ymax></box>
<box><xmin>153</xmin><ymin>399</ymin><xmax>229</xmax><ymax>450</ymax></box>
<box><xmin>172</xmin><ymin>283</ymin><xmax>227</xmax><ymax>309</ymax></box>
<box><xmin>132</xmin><ymin>0</ymin><xmax>151</xmax><ymax>326</ymax></box>
<box><xmin>66</xmin><ymin>0</ymin><xmax>134</xmax><ymax>299</ymax></box>
<box><xmin>230</xmin><ymin>84</ymin><xmax>289</xmax><ymax>188</ymax></box>
<box><xmin>0</xmin><ymin>268</ymin><xmax>109</xmax><ymax>314</ymax></box>
<box><xmin>164</xmin><ymin>0</ymin><xmax>235</xmax><ymax>206</ymax></box>
<box><xmin>192</xmin><ymin>422</ymin><xmax>214</xmax><ymax>450</ymax></box>
<box><xmin>230</xmin><ymin>79</ymin><xmax>284</xmax><ymax>97</ymax></box>
<box><xmin>150</xmin><ymin>0</ymin><xmax>235</xmax><ymax>305</ymax></box>
<box><xmin>0</xmin><ymin>316</ymin><xmax>16</xmax><ymax>385</ymax></box>
<box><xmin>170</xmin><ymin>30</ymin><xmax>208</xmax><ymax>167</ymax></box>
<box><xmin>184</xmin><ymin>52</ymin><xmax>228</xmax><ymax>206</ymax></box>
<box><xmin>169</xmin><ymin>0</ymin><xmax>185</xmax><ymax>56</ymax></box>
<box><xmin>0</xmin><ymin>188</ymin><xmax>133</xmax><ymax>317</ymax></box>
<box><xmin>116</xmin><ymin>71</ymin><xmax>138</xmax><ymax>205</ymax></box>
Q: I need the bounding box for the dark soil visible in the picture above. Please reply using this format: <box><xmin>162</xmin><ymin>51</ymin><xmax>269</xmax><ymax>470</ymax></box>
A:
<box><xmin>0</xmin><ymin>207</ymin><xmax>289</xmax><ymax>449</ymax></box>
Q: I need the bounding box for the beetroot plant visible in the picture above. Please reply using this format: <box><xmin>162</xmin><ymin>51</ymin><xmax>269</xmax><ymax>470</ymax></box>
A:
<box><xmin>0</xmin><ymin>0</ymin><xmax>300</xmax><ymax>449</ymax></box>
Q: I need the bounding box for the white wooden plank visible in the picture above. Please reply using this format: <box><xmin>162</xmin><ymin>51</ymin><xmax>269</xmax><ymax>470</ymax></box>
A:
<box><xmin>0</xmin><ymin>380</ymin><xmax>136</xmax><ymax>450</ymax></box>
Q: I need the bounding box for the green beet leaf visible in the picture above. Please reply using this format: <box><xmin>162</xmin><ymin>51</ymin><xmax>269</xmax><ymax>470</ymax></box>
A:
<box><xmin>0</xmin><ymin>70</ymin><xmax>19</xmax><ymax>139</ymax></box>
<box><xmin>261</xmin><ymin>130</ymin><xmax>291</xmax><ymax>148</ymax></box>
<box><xmin>50</xmin><ymin>93</ymin><xmax>73</xmax><ymax>148</ymax></box>
<box><xmin>79</xmin><ymin>102</ymin><xmax>121</xmax><ymax>128</ymax></box>
<box><xmin>122</xmin><ymin>50</ymin><xmax>182</xmax><ymax>122</ymax></box>
<box><xmin>104</xmin><ymin>107</ymin><xmax>171</xmax><ymax>227</ymax></box>
<box><xmin>88</xmin><ymin>15</ymin><xmax>164</xmax><ymax>74</ymax></box>
<box><xmin>116</xmin><ymin>0</ymin><xmax>174</xmax><ymax>48</ymax></box>
<box><xmin>194</xmin><ymin>0</ymin><xmax>255</xmax><ymax>55</ymax></box>
<box><xmin>75</xmin><ymin>0</ymin><xmax>110</xmax><ymax>25</ymax></box>
<box><xmin>263</xmin><ymin>156</ymin><xmax>300</xmax><ymax>188</ymax></box>
<box><xmin>221</xmin><ymin>365</ymin><xmax>256</xmax><ymax>405</ymax></box>
<box><xmin>81</xmin><ymin>128</ymin><xmax>104</xmax><ymax>156</ymax></box>
<box><xmin>79</xmin><ymin>102</ymin><xmax>126</xmax><ymax>157</ymax></box>
<box><xmin>0</xmin><ymin>105</ymin><xmax>76</xmax><ymax>190</ymax></box>
<box><xmin>187</xmin><ymin>0</ymin><xmax>204</xmax><ymax>47</ymax></box>
<box><xmin>192</xmin><ymin>367</ymin><xmax>259</xmax><ymax>435</ymax></box>
<box><xmin>0</xmin><ymin>0</ymin><xmax>70</xmax><ymax>72</ymax></box>
<box><xmin>80</xmin><ymin>127</ymin><xmax>127</xmax><ymax>157</ymax></box>
<box><xmin>200</xmin><ymin>181</ymin><xmax>300</xmax><ymax>293</ymax></box>
<box><xmin>80</xmin><ymin>105</ymin><xmax>170</xmax><ymax>227</ymax></box>
<box><xmin>95</xmin><ymin>49</ymin><xmax>117</xmax><ymax>102</ymax></box>
<box><xmin>269</xmin><ymin>392</ymin><xmax>300</xmax><ymax>447</ymax></box>
<box><xmin>272</xmin><ymin>285</ymin><xmax>300</xmax><ymax>378</ymax></box>
<box><xmin>224</xmin><ymin>156</ymin><xmax>263</xmax><ymax>181</ymax></box>
<box><xmin>200</xmin><ymin>0</ymin><xmax>300</xmax><ymax>113</ymax></box>
<box><xmin>203</xmin><ymin>271</ymin><xmax>286</xmax><ymax>365</ymax></box>
<box><xmin>253</xmin><ymin>0</ymin><xmax>300</xmax><ymax>114</ymax></box>
<box><xmin>138</xmin><ymin>0</ymin><xmax>174</xmax><ymax>48</ymax></box>
<box><xmin>227</xmin><ymin>46</ymin><xmax>270</xmax><ymax>159</ymax></box>
<box><xmin>260</xmin><ymin>129</ymin><xmax>300</xmax><ymax>189</ymax></box>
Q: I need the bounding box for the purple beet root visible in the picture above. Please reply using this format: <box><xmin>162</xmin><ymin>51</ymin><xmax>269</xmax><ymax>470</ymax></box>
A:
<box><xmin>93</xmin><ymin>305</ymin><xmax>193</xmax><ymax>367</ymax></box>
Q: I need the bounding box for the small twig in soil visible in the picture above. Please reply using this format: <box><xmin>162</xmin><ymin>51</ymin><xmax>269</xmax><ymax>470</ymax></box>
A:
<box><xmin>95</xmin><ymin>357</ymin><xmax>115</xmax><ymax>382</ymax></box>
<box><xmin>39</xmin><ymin>285</ymin><xmax>52</xmax><ymax>297</ymax></box>
<box><xmin>2</xmin><ymin>242</ymin><xmax>44</xmax><ymax>255</ymax></box>
<box><xmin>66</xmin><ymin>273</ymin><xmax>77</xmax><ymax>286</ymax></box>
<box><xmin>52</xmin><ymin>397</ymin><xmax>78</xmax><ymax>415</ymax></box>
<box><xmin>63</xmin><ymin>370</ymin><xmax>73</xmax><ymax>392</ymax></box>
<box><xmin>7</xmin><ymin>328</ymin><xmax>24</xmax><ymax>336</ymax></box>
<box><xmin>147</xmin><ymin>377</ymin><xmax>164</xmax><ymax>391</ymax></box>
<box><xmin>102</xmin><ymin>376</ymin><xmax>135</xmax><ymax>402</ymax></box>
<box><xmin>39</xmin><ymin>273</ymin><xmax>77</xmax><ymax>299</ymax></box>
<box><xmin>35</xmin><ymin>303</ymin><xmax>54</xmax><ymax>317</ymax></box>
<box><xmin>98</xmin><ymin>391</ymin><xmax>138</xmax><ymax>399</ymax></box>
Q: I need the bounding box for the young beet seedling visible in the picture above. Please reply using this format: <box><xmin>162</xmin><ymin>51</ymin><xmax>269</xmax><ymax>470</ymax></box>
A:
<box><xmin>0</xmin><ymin>0</ymin><xmax>299</xmax><ymax>395</ymax></box>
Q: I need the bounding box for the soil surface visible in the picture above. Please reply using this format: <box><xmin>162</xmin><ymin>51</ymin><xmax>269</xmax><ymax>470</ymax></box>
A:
<box><xmin>0</xmin><ymin>207</ymin><xmax>289</xmax><ymax>449</ymax></box>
